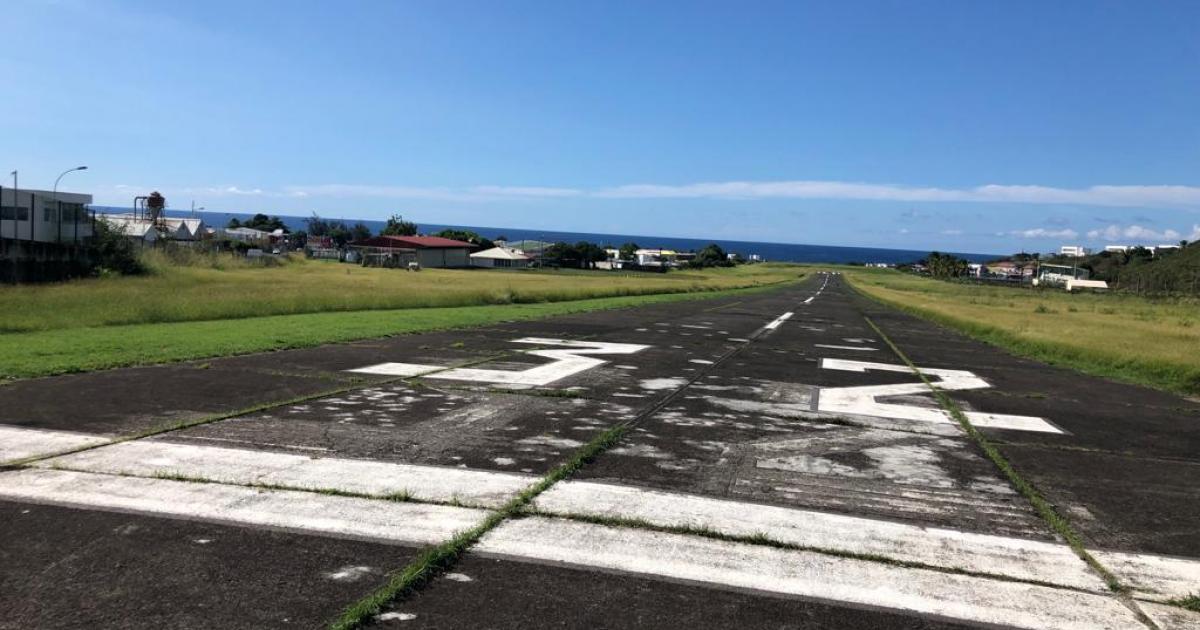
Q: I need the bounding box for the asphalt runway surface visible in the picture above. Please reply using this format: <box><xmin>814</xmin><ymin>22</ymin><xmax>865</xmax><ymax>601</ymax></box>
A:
<box><xmin>2</xmin><ymin>273</ymin><xmax>1198</xmax><ymax>629</ymax></box>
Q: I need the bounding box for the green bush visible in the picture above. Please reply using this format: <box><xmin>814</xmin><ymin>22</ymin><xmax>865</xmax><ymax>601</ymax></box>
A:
<box><xmin>90</xmin><ymin>219</ymin><xmax>145</xmax><ymax>276</ymax></box>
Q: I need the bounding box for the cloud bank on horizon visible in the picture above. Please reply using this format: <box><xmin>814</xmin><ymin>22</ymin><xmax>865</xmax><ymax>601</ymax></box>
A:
<box><xmin>118</xmin><ymin>179</ymin><xmax>1200</xmax><ymax>209</ymax></box>
<box><xmin>96</xmin><ymin>179</ymin><xmax>1200</xmax><ymax>251</ymax></box>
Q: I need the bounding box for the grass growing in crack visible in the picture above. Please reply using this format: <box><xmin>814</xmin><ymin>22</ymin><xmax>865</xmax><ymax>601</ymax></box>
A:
<box><xmin>329</xmin><ymin>424</ymin><xmax>630</xmax><ymax>630</ymax></box>
<box><xmin>863</xmin><ymin>316</ymin><xmax>1125</xmax><ymax>593</ymax></box>
<box><xmin>58</xmin><ymin>468</ymin><xmax>472</xmax><ymax>508</ymax></box>
<box><xmin>1</xmin><ymin>382</ymin><xmax>381</xmax><ymax>468</ymax></box>
<box><xmin>428</xmin><ymin>383</ymin><xmax>587</xmax><ymax>399</ymax></box>
<box><xmin>381</xmin><ymin>490</ymin><xmax>413</xmax><ymax>503</ymax></box>
<box><xmin>1167</xmin><ymin>593</ymin><xmax>1200</xmax><ymax>612</ymax></box>
<box><xmin>3</xmin><ymin>350</ymin><xmax>519</xmax><ymax>470</ymax></box>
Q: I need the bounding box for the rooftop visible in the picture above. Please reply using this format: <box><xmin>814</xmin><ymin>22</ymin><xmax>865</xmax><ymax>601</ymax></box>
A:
<box><xmin>353</xmin><ymin>235</ymin><xmax>474</xmax><ymax>249</ymax></box>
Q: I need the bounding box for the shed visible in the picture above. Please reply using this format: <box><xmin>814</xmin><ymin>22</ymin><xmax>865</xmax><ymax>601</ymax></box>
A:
<box><xmin>350</xmin><ymin>235</ymin><xmax>474</xmax><ymax>268</ymax></box>
<box><xmin>470</xmin><ymin>246</ymin><xmax>533</xmax><ymax>268</ymax></box>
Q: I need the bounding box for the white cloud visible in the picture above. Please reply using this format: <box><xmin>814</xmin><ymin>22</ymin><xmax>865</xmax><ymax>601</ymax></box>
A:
<box><xmin>941</xmin><ymin>229</ymin><xmax>963</xmax><ymax>235</ymax></box>
<box><xmin>1010</xmin><ymin>228</ymin><xmax>1079</xmax><ymax>239</ymax></box>
<box><xmin>594</xmin><ymin>180</ymin><xmax>1200</xmax><ymax>209</ymax></box>
<box><xmin>470</xmin><ymin>185</ymin><xmax>582</xmax><ymax>198</ymax></box>
<box><xmin>1085</xmin><ymin>224</ymin><xmax>1182</xmax><ymax>242</ymax></box>
<box><xmin>282</xmin><ymin>184</ymin><xmax>581</xmax><ymax>202</ymax></box>
<box><xmin>1190</xmin><ymin>225</ymin><xmax>1200</xmax><ymax>241</ymax></box>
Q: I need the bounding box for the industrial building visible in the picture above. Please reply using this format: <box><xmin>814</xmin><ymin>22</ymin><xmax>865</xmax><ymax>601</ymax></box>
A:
<box><xmin>1</xmin><ymin>187</ymin><xmax>95</xmax><ymax>282</ymax></box>
<box><xmin>1</xmin><ymin>188</ymin><xmax>94</xmax><ymax>244</ymax></box>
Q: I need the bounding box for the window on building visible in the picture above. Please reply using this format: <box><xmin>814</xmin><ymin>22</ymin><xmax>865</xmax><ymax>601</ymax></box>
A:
<box><xmin>61</xmin><ymin>203</ymin><xmax>86</xmax><ymax>222</ymax></box>
<box><xmin>0</xmin><ymin>206</ymin><xmax>29</xmax><ymax>221</ymax></box>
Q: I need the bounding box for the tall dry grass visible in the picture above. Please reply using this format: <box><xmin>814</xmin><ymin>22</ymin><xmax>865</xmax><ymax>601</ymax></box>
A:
<box><xmin>0</xmin><ymin>255</ymin><xmax>799</xmax><ymax>333</ymax></box>
<box><xmin>843</xmin><ymin>268</ymin><xmax>1200</xmax><ymax>395</ymax></box>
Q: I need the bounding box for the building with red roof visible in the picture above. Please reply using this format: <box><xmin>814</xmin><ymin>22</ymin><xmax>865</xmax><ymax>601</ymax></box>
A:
<box><xmin>350</xmin><ymin>235</ymin><xmax>475</xmax><ymax>268</ymax></box>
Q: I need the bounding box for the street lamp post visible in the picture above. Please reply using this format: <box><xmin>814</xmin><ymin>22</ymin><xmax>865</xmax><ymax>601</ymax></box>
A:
<box><xmin>53</xmin><ymin>166</ymin><xmax>87</xmax><ymax>244</ymax></box>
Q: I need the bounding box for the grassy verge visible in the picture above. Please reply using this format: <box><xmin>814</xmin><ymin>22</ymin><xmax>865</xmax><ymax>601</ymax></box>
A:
<box><xmin>863</xmin><ymin>316</ymin><xmax>1124</xmax><ymax>593</ymax></box>
<box><xmin>0</xmin><ymin>280</ymin><xmax>795</xmax><ymax>380</ymax></box>
<box><xmin>0</xmin><ymin>255</ymin><xmax>800</xmax><ymax>332</ymax></box>
<box><xmin>842</xmin><ymin>267</ymin><xmax>1200</xmax><ymax>396</ymax></box>
<box><xmin>329</xmin><ymin>424</ymin><xmax>629</xmax><ymax>630</ymax></box>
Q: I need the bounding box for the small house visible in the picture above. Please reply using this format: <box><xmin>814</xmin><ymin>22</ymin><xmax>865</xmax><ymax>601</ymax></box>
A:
<box><xmin>470</xmin><ymin>246</ymin><xmax>533</xmax><ymax>269</ymax></box>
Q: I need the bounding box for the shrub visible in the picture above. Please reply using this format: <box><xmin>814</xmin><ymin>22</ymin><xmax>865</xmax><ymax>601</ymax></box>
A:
<box><xmin>90</xmin><ymin>219</ymin><xmax>145</xmax><ymax>276</ymax></box>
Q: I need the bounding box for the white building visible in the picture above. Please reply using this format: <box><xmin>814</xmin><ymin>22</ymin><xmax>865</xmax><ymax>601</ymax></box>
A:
<box><xmin>470</xmin><ymin>246</ymin><xmax>534</xmax><ymax>268</ymax></box>
<box><xmin>1</xmin><ymin>188</ymin><xmax>94</xmax><ymax>243</ymax></box>
<box><xmin>635</xmin><ymin>248</ymin><xmax>678</xmax><ymax>267</ymax></box>
<box><xmin>221</xmin><ymin>226</ymin><xmax>273</xmax><ymax>243</ymax></box>
<box><xmin>1059</xmin><ymin>245</ymin><xmax>1090</xmax><ymax>257</ymax></box>
<box><xmin>99</xmin><ymin>214</ymin><xmax>207</xmax><ymax>243</ymax></box>
<box><xmin>1104</xmin><ymin>245</ymin><xmax>1130</xmax><ymax>254</ymax></box>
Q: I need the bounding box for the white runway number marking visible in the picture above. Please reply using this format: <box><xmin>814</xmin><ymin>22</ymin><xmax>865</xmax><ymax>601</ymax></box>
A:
<box><xmin>817</xmin><ymin>358</ymin><xmax>1061</xmax><ymax>434</ymax></box>
<box><xmin>348</xmin><ymin>338</ymin><xmax>651</xmax><ymax>386</ymax></box>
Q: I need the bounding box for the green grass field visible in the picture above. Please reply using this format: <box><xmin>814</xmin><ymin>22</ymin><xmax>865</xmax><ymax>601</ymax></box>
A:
<box><xmin>0</xmin><ymin>254</ymin><xmax>798</xmax><ymax>333</ymax></box>
<box><xmin>842</xmin><ymin>267</ymin><xmax>1200</xmax><ymax>396</ymax></box>
<box><xmin>0</xmin><ymin>258</ymin><xmax>801</xmax><ymax>379</ymax></box>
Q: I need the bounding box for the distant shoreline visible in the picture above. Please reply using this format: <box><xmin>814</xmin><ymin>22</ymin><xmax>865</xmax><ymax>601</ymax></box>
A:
<box><xmin>90</xmin><ymin>206</ymin><xmax>1000</xmax><ymax>264</ymax></box>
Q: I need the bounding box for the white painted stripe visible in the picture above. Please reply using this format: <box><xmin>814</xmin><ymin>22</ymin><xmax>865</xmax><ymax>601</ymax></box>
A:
<box><xmin>0</xmin><ymin>426</ymin><xmax>110</xmax><ymax>464</ymax></box>
<box><xmin>1093</xmin><ymin>549</ymin><xmax>1200</xmax><ymax>602</ymax></box>
<box><xmin>814</xmin><ymin>344</ymin><xmax>879</xmax><ymax>352</ymax></box>
<box><xmin>0</xmin><ymin>469</ymin><xmax>486</xmax><ymax>545</ymax></box>
<box><xmin>11</xmin><ymin>427</ymin><xmax>1200</xmax><ymax>607</ymax></box>
<box><xmin>477</xmin><ymin>517</ymin><xmax>1141</xmax><ymax>630</ymax></box>
<box><xmin>534</xmin><ymin>481</ymin><xmax>1106</xmax><ymax>592</ymax></box>
<box><xmin>803</xmin><ymin>296</ymin><xmax>814</xmax><ymax>304</ymax></box>
<box><xmin>1141</xmin><ymin>602</ymin><xmax>1200</xmax><ymax>630</ymax></box>
<box><xmin>764</xmin><ymin>312</ymin><xmax>794</xmax><ymax>330</ymax></box>
<box><xmin>37</xmin><ymin>440</ymin><xmax>534</xmax><ymax>508</ymax></box>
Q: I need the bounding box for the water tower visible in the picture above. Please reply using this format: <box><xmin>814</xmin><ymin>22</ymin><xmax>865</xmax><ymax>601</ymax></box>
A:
<box><xmin>133</xmin><ymin>191</ymin><xmax>168</xmax><ymax>232</ymax></box>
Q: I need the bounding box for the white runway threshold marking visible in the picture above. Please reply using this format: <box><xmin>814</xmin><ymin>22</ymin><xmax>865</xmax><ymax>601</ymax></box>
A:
<box><xmin>475</xmin><ymin>517</ymin><xmax>1141</xmax><ymax>630</ymax></box>
<box><xmin>348</xmin><ymin>337</ymin><xmax>650</xmax><ymax>386</ymax></box>
<box><xmin>533</xmin><ymin>480</ymin><xmax>1107</xmax><ymax>592</ymax></box>
<box><xmin>818</xmin><ymin>358</ymin><xmax>1062</xmax><ymax>434</ymax></box>
<box><xmin>35</xmin><ymin>439</ymin><xmax>534</xmax><ymax>508</ymax></box>
<box><xmin>0</xmin><ymin>426</ymin><xmax>110</xmax><ymax>464</ymax></box>
<box><xmin>2</xmin><ymin>424</ymin><xmax>1198</xmax><ymax>621</ymax></box>
<box><xmin>0</xmin><ymin>469</ymin><xmax>487</xmax><ymax>546</ymax></box>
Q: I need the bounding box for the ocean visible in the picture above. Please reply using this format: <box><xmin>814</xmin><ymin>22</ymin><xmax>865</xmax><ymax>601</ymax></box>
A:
<box><xmin>93</xmin><ymin>207</ymin><xmax>998</xmax><ymax>264</ymax></box>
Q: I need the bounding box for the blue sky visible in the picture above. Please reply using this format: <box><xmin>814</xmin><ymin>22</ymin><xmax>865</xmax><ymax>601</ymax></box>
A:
<box><xmin>4</xmin><ymin>0</ymin><xmax>1199</xmax><ymax>253</ymax></box>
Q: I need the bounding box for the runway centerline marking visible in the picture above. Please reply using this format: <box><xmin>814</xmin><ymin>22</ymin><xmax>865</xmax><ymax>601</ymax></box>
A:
<box><xmin>763</xmin><ymin>312</ymin><xmax>794</xmax><ymax>330</ymax></box>
<box><xmin>814</xmin><ymin>344</ymin><xmax>879</xmax><ymax>352</ymax></box>
<box><xmin>818</xmin><ymin>358</ymin><xmax>1061</xmax><ymax>434</ymax></box>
